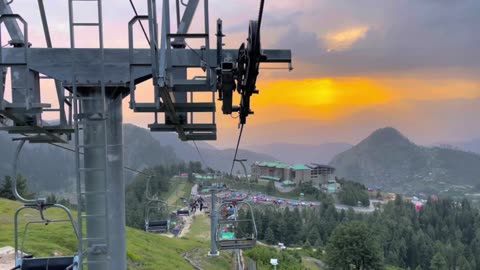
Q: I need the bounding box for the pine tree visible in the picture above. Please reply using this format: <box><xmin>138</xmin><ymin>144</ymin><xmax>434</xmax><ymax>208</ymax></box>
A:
<box><xmin>264</xmin><ymin>227</ymin><xmax>275</xmax><ymax>245</ymax></box>
<box><xmin>430</xmin><ymin>252</ymin><xmax>447</xmax><ymax>270</ymax></box>
<box><xmin>326</xmin><ymin>221</ymin><xmax>383</xmax><ymax>270</ymax></box>
<box><xmin>0</xmin><ymin>175</ymin><xmax>34</xmax><ymax>200</ymax></box>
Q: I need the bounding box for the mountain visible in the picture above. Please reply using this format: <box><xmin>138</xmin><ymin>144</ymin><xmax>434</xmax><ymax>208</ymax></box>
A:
<box><xmin>0</xmin><ymin>124</ymin><xmax>179</xmax><ymax>192</ymax></box>
<box><xmin>0</xmin><ymin>124</ymin><xmax>275</xmax><ymax>193</ymax></box>
<box><xmin>434</xmin><ymin>138</ymin><xmax>480</xmax><ymax>155</ymax></box>
<box><xmin>150</xmin><ymin>132</ymin><xmax>277</xmax><ymax>173</ymax></box>
<box><xmin>244</xmin><ymin>142</ymin><xmax>352</xmax><ymax>164</ymax></box>
<box><xmin>329</xmin><ymin>127</ymin><xmax>480</xmax><ymax>194</ymax></box>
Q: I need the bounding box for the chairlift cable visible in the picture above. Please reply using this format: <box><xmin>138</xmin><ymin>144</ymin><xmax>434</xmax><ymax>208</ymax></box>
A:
<box><xmin>192</xmin><ymin>140</ymin><xmax>209</xmax><ymax>169</ymax></box>
<box><xmin>230</xmin><ymin>123</ymin><xmax>244</xmax><ymax>176</ymax></box>
<box><xmin>48</xmin><ymin>142</ymin><xmax>153</xmax><ymax>176</ymax></box>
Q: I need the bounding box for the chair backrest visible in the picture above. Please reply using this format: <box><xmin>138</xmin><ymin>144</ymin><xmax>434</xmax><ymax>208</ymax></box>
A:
<box><xmin>21</xmin><ymin>256</ymin><xmax>74</xmax><ymax>270</ymax></box>
<box><xmin>177</xmin><ymin>210</ymin><xmax>189</xmax><ymax>216</ymax></box>
<box><xmin>149</xmin><ymin>220</ymin><xmax>168</xmax><ymax>227</ymax></box>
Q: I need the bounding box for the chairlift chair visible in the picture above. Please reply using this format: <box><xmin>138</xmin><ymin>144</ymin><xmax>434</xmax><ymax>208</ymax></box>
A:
<box><xmin>176</xmin><ymin>209</ymin><xmax>190</xmax><ymax>217</ymax></box>
<box><xmin>11</xmin><ymin>140</ymin><xmax>80</xmax><ymax>270</ymax></box>
<box><xmin>144</xmin><ymin>200</ymin><xmax>170</xmax><ymax>234</ymax></box>
<box><xmin>215</xmin><ymin>201</ymin><xmax>257</xmax><ymax>250</ymax></box>
<box><xmin>144</xmin><ymin>176</ymin><xmax>172</xmax><ymax>233</ymax></box>
<box><xmin>13</xmin><ymin>200</ymin><xmax>80</xmax><ymax>270</ymax></box>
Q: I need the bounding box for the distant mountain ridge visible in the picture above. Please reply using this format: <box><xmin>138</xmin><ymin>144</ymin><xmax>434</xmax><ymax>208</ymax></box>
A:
<box><xmin>330</xmin><ymin>127</ymin><xmax>480</xmax><ymax>194</ymax></box>
<box><xmin>0</xmin><ymin>124</ymin><xmax>276</xmax><ymax>192</ymax></box>
<box><xmin>0</xmin><ymin>124</ymin><xmax>180</xmax><ymax>192</ymax></box>
<box><xmin>434</xmin><ymin>138</ymin><xmax>480</xmax><ymax>155</ymax></box>
<box><xmin>244</xmin><ymin>142</ymin><xmax>352</xmax><ymax>165</ymax></box>
<box><xmin>150</xmin><ymin>131</ymin><xmax>278</xmax><ymax>173</ymax></box>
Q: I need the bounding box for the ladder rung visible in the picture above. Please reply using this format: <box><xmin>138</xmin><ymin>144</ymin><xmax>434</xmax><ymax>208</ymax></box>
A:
<box><xmin>85</xmin><ymin>261</ymin><xmax>109</xmax><ymax>265</ymax></box>
<box><xmin>167</xmin><ymin>33</ymin><xmax>208</xmax><ymax>38</ymax></box>
<box><xmin>78</xmin><ymin>144</ymin><xmax>106</xmax><ymax>149</ymax></box>
<box><xmin>82</xmin><ymin>237</ymin><xmax>106</xmax><ymax>241</ymax></box>
<box><xmin>43</xmin><ymin>109</ymin><xmax>61</xmax><ymax>112</ymax></box>
<box><xmin>81</xmin><ymin>214</ymin><xmax>107</xmax><ymax>218</ymax></box>
<box><xmin>80</xmin><ymin>191</ymin><xmax>107</xmax><ymax>195</ymax></box>
<box><xmin>79</xmin><ymin>168</ymin><xmax>104</xmax><ymax>172</ymax></box>
<box><xmin>73</xmin><ymin>23</ymin><xmax>100</xmax><ymax>26</ymax></box>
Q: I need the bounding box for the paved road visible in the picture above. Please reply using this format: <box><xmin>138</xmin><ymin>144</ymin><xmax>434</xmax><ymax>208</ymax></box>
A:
<box><xmin>195</xmin><ymin>187</ymin><xmax>378</xmax><ymax>213</ymax></box>
<box><xmin>247</xmin><ymin>193</ymin><xmax>376</xmax><ymax>213</ymax></box>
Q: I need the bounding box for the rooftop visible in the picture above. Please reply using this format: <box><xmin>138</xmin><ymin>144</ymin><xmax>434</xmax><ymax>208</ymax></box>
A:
<box><xmin>260</xmin><ymin>175</ymin><xmax>281</xmax><ymax>181</ymax></box>
<box><xmin>256</xmin><ymin>161</ymin><xmax>291</xmax><ymax>169</ymax></box>
<box><xmin>292</xmin><ymin>164</ymin><xmax>310</xmax><ymax>170</ymax></box>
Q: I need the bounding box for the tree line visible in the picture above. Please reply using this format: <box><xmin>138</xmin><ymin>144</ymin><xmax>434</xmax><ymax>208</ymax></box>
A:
<box><xmin>336</xmin><ymin>178</ymin><xmax>370</xmax><ymax>207</ymax></box>
<box><xmin>244</xmin><ymin>195</ymin><xmax>480</xmax><ymax>269</ymax></box>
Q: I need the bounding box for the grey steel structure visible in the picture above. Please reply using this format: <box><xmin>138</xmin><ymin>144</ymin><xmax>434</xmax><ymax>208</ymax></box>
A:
<box><xmin>0</xmin><ymin>0</ymin><xmax>291</xmax><ymax>270</ymax></box>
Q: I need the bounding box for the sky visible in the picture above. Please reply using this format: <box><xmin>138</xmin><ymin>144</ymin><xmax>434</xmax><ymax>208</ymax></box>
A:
<box><xmin>3</xmin><ymin>0</ymin><xmax>480</xmax><ymax>148</ymax></box>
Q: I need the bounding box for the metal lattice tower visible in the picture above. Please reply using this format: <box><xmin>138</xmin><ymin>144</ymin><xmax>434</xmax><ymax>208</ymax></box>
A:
<box><xmin>0</xmin><ymin>1</ymin><xmax>292</xmax><ymax>269</ymax></box>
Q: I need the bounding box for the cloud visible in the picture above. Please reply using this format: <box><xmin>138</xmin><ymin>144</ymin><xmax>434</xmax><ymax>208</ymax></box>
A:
<box><xmin>273</xmin><ymin>0</ymin><xmax>480</xmax><ymax>78</ymax></box>
<box><xmin>325</xmin><ymin>26</ymin><xmax>369</xmax><ymax>51</ymax></box>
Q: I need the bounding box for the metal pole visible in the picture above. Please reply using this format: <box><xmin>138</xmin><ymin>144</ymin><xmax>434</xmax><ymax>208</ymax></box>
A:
<box><xmin>208</xmin><ymin>188</ymin><xmax>219</xmax><ymax>256</ymax></box>
<box><xmin>106</xmin><ymin>92</ymin><xmax>126</xmax><ymax>270</ymax></box>
<box><xmin>82</xmin><ymin>89</ymin><xmax>126</xmax><ymax>270</ymax></box>
<box><xmin>0</xmin><ymin>0</ymin><xmax>24</xmax><ymax>42</ymax></box>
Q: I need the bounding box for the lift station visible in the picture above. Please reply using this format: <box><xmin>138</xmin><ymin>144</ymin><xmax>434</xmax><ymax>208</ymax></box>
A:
<box><xmin>0</xmin><ymin>0</ymin><xmax>291</xmax><ymax>269</ymax></box>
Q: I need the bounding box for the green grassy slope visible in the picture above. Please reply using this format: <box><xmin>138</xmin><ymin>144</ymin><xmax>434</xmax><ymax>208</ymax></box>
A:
<box><xmin>0</xmin><ymin>198</ymin><xmax>230</xmax><ymax>270</ymax></box>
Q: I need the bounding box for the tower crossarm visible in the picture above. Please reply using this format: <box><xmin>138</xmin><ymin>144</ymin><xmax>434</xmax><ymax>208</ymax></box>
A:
<box><xmin>0</xmin><ymin>48</ymin><xmax>291</xmax><ymax>87</ymax></box>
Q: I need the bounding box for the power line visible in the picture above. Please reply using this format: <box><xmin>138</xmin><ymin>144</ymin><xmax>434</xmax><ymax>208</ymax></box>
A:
<box><xmin>128</xmin><ymin>0</ymin><xmax>151</xmax><ymax>45</ymax></box>
<box><xmin>257</xmin><ymin>0</ymin><xmax>265</xmax><ymax>33</ymax></box>
<box><xmin>229</xmin><ymin>0</ymin><xmax>265</xmax><ymax>176</ymax></box>
<box><xmin>192</xmin><ymin>140</ymin><xmax>209</xmax><ymax>169</ymax></box>
<box><xmin>230</xmin><ymin>124</ymin><xmax>244</xmax><ymax>175</ymax></box>
<box><xmin>49</xmin><ymin>142</ymin><xmax>153</xmax><ymax>176</ymax></box>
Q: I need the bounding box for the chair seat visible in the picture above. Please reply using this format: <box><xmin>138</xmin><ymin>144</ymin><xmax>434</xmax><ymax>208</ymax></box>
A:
<box><xmin>217</xmin><ymin>239</ymin><xmax>256</xmax><ymax>250</ymax></box>
<box><xmin>21</xmin><ymin>256</ymin><xmax>74</xmax><ymax>270</ymax></box>
<box><xmin>177</xmin><ymin>210</ymin><xmax>189</xmax><ymax>216</ymax></box>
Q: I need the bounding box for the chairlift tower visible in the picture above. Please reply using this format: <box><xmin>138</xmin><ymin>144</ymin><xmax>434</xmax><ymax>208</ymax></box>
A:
<box><xmin>0</xmin><ymin>0</ymin><xmax>292</xmax><ymax>269</ymax></box>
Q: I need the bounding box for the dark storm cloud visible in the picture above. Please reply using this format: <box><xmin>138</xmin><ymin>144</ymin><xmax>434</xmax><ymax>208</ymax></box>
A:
<box><xmin>276</xmin><ymin>0</ymin><xmax>480</xmax><ymax>77</ymax></box>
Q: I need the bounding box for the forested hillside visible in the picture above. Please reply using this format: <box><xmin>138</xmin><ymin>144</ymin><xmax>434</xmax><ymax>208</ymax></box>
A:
<box><xmin>249</xmin><ymin>197</ymin><xmax>480</xmax><ymax>269</ymax></box>
<box><xmin>330</xmin><ymin>127</ymin><xmax>480</xmax><ymax>194</ymax></box>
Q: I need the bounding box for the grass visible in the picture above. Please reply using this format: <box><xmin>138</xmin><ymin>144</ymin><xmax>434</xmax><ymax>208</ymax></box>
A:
<box><xmin>181</xmin><ymin>215</ymin><xmax>232</xmax><ymax>270</ymax></box>
<box><xmin>0</xmin><ymin>198</ymin><xmax>231</xmax><ymax>270</ymax></box>
<box><xmin>302</xmin><ymin>257</ymin><xmax>324</xmax><ymax>270</ymax></box>
<box><xmin>167</xmin><ymin>180</ymin><xmax>194</xmax><ymax>208</ymax></box>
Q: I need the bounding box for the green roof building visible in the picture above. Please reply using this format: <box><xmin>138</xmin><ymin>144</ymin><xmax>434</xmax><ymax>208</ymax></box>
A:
<box><xmin>251</xmin><ymin>161</ymin><xmax>336</xmax><ymax>188</ymax></box>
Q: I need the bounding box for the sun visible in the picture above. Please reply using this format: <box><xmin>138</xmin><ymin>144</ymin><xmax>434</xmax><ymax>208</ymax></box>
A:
<box><xmin>310</xmin><ymin>80</ymin><xmax>337</xmax><ymax>105</ymax></box>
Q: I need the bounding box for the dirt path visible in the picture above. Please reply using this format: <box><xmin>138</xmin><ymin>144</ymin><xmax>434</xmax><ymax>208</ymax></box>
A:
<box><xmin>0</xmin><ymin>246</ymin><xmax>15</xmax><ymax>270</ymax></box>
<box><xmin>178</xmin><ymin>209</ymin><xmax>204</xmax><ymax>238</ymax></box>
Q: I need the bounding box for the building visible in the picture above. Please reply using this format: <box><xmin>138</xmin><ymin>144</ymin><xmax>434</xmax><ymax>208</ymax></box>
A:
<box><xmin>309</xmin><ymin>164</ymin><xmax>336</xmax><ymax>187</ymax></box>
<box><xmin>291</xmin><ymin>164</ymin><xmax>311</xmax><ymax>183</ymax></box>
<box><xmin>251</xmin><ymin>161</ymin><xmax>336</xmax><ymax>186</ymax></box>
<box><xmin>251</xmin><ymin>161</ymin><xmax>291</xmax><ymax>182</ymax></box>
